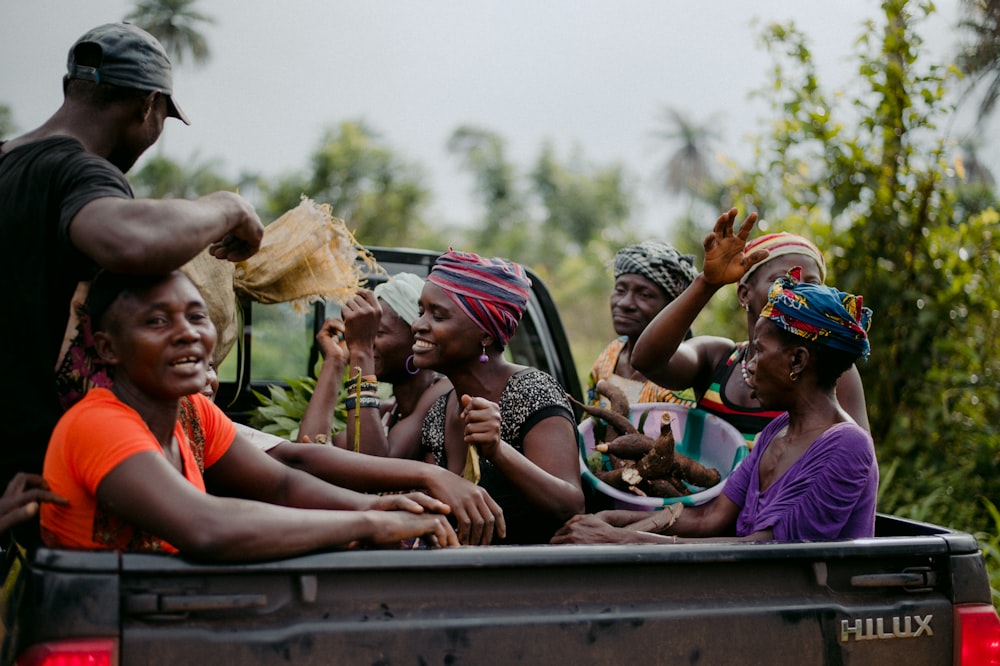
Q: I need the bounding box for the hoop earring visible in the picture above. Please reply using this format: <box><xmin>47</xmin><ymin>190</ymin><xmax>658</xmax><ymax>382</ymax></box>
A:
<box><xmin>789</xmin><ymin>371</ymin><xmax>799</xmax><ymax>382</ymax></box>
<box><xmin>405</xmin><ymin>354</ymin><xmax>419</xmax><ymax>376</ymax></box>
<box><xmin>479</xmin><ymin>344</ymin><xmax>489</xmax><ymax>364</ymax></box>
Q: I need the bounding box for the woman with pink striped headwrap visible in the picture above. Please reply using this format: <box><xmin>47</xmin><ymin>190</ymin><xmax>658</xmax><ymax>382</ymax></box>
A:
<box><xmin>629</xmin><ymin>209</ymin><xmax>870</xmax><ymax>447</ymax></box>
<box><xmin>411</xmin><ymin>250</ymin><xmax>585</xmax><ymax>545</ymax></box>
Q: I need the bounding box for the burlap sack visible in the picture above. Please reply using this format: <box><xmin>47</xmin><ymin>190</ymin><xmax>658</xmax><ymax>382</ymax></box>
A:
<box><xmin>182</xmin><ymin>196</ymin><xmax>382</xmax><ymax>365</ymax></box>
<box><xmin>233</xmin><ymin>196</ymin><xmax>381</xmax><ymax>312</ymax></box>
<box><xmin>180</xmin><ymin>249</ymin><xmax>238</xmax><ymax>367</ymax></box>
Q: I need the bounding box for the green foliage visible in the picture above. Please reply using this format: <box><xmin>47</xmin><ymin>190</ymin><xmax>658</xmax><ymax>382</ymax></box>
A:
<box><xmin>249</xmin><ymin>378</ymin><xmax>315</xmax><ymax>441</ymax></box>
<box><xmin>241</xmin><ymin>302</ymin><xmax>314</xmax><ymax>381</ymax></box>
<box><xmin>446</xmin><ymin>126</ymin><xmax>644</xmax><ymax>389</ymax></box>
<box><xmin>129</xmin><ymin>153</ymin><xmax>236</xmax><ymax>198</ymax></box>
<box><xmin>248</xmin><ymin>361</ymin><xmax>348</xmax><ymax>442</ymax></box>
<box><xmin>447</xmin><ymin>125</ymin><xmax>536</xmax><ymax>260</ymax></box>
<box><xmin>260</xmin><ymin>120</ymin><xmax>435</xmax><ymax>248</ymax></box>
<box><xmin>530</xmin><ymin>140</ymin><xmax>634</xmax><ymax>268</ymax></box>
<box><xmin>718</xmin><ymin>1</ymin><xmax>1000</xmax><ymax>537</ymax></box>
<box><xmin>974</xmin><ymin>497</ymin><xmax>1000</xmax><ymax>607</ymax></box>
<box><xmin>585</xmin><ymin>452</ymin><xmax>606</xmax><ymax>475</ymax></box>
<box><xmin>543</xmin><ymin>242</ymin><xmax>621</xmax><ymax>389</ymax></box>
<box><xmin>0</xmin><ymin>104</ymin><xmax>15</xmax><ymax>140</ymax></box>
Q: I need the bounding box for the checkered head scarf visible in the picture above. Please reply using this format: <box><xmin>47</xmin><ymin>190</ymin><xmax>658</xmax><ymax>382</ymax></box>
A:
<box><xmin>427</xmin><ymin>249</ymin><xmax>532</xmax><ymax>349</ymax></box>
<box><xmin>759</xmin><ymin>267</ymin><xmax>872</xmax><ymax>360</ymax></box>
<box><xmin>613</xmin><ymin>241</ymin><xmax>698</xmax><ymax>302</ymax></box>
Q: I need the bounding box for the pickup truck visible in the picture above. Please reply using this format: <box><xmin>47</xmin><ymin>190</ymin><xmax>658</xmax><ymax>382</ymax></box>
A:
<box><xmin>3</xmin><ymin>247</ymin><xmax>999</xmax><ymax>666</ymax></box>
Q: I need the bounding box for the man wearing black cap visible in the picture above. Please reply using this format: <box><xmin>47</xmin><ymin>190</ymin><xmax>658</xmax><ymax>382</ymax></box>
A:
<box><xmin>0</xmin><ymin>23</ymin><xmax>265</xmax><ymax>506</ymax></box>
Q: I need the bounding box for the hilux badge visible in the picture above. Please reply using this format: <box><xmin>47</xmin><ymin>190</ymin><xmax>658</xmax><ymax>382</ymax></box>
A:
<box><xmin>841</xmin><ymin>615</ymin><xmax>934</xmax><ymax>642</ymax></box>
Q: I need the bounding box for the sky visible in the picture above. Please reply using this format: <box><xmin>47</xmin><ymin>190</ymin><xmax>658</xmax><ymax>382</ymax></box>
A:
<box><xmin>1</xmin><ymin>0</ymin><xmax>986</xmax><ymax>236</ymax></box>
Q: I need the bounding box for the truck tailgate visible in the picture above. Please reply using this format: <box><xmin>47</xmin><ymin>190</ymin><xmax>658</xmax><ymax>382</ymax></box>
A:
<box><xmin>108</xmin><ymin>533</ymin><xmax>984</xmax><ymax>665</ymax></box>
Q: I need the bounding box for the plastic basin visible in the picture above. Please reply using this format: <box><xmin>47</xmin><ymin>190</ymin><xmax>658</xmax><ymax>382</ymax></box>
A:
<box><xmin>578</xmin><ymin>402</ymin><xmax>748</xmax><ymax>509</ymax></box>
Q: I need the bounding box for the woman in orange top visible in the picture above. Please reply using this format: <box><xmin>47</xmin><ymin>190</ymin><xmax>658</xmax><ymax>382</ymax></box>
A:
<box><xmin>41</xmin><ymin>270</ymin><xmax>457</xmax><ymax>560</ymax></box>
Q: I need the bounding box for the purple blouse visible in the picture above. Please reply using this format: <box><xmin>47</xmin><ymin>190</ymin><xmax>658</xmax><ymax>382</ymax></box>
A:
<box><xmin>722</xmin><ymin>412</ymin><xmax>877</xmax><ymax>540</ymax></box>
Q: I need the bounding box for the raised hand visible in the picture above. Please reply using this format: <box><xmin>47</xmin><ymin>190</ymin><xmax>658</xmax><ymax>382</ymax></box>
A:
<box><xmin>315</xmin><ymin>318</ymin><xmax>349</xmax><ymax>366</ymax></box>
<box><xmin>342</xmin><ymin>289</ymin><xmax>382</xmax><ymax>354</ymax></box>
<box><xmin>701</xmin><ymin>208</ymin><xmax>768</xmax><ymax>286</ymax></box>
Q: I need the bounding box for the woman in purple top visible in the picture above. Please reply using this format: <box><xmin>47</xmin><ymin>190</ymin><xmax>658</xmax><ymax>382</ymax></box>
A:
<box><xmin>553</xmin><ymin>266</ymin><xmax>876</xmax><ymax>544</ymax></box>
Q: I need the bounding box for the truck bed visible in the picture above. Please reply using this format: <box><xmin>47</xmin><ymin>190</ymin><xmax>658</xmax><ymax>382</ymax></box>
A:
<box><xmin>10</xmin><ymin>516</ymin><xmax>990</xmax><ymax>665</ymax></box>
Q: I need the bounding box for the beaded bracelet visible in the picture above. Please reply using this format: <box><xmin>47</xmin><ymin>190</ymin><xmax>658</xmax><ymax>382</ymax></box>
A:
<box><xmin>350</xmin><ymin>368</ymin><xmax>364</xmax><ymax>452</ymax></box>
<box><xmin>344</xmin><ymin>395</ymin><xmax>381</xmax><ymax>411</ymax></box>
<box><xmin>344</xmin><ymin>378</ymin><xmax>380</xmax><ymax>394</ymax></box>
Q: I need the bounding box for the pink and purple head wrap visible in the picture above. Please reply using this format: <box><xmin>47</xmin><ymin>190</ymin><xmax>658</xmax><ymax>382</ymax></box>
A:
<box><xmin>427</xmin><ymin>249</ymin><xmax>532</xmax><ymax>349</ymax></box>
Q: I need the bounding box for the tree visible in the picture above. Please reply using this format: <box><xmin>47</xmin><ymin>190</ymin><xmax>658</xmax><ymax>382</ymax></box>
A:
<box><xmin>448</xmin><ymin>126</ymin><xmax>637</xmax><ymax>265</ymax></box>
<box><xmin>125</xmin><ymin>0</ymin><xmax>215</xmax><ymax>67</ymax></box>
<box><xmin>447</xmin><ymin>125</ymin><xmax>643</xmax><ymax>387</ymax></box>
<box><xmin>957</xmin><ymin>0</ymin><xmax>1000</xmax><ymax>123</ymax></box>
<box><xmin>447</xmin><ymin>125</ymin><xmax>530</xmax><ymax>258</ymax></box>
<box><xmin>650</xmin><ymin>106</ymin><xmax>721</xmax><ymax>203</ymax></box>
<box><xmin>531</xmin><ymin>141</ymin><xmax>633</xmax><ymax>259</ymax></box>
<box><xmin>718</xmin><ymin>1</ymin><xmax>999</xmax><ymax>535</ymax></box>
<box><xmin>647</xmin><ymin>106</ymin><xmax>729</xmax><ymax>271</ymax></box>
<box><xmin>260</xmin><ymin>121</ymin><xmax>436</xmax><ymax>249</ymax></box>
<box><xmin>129</xmin><ymin>153</ymin><xmax>235</xmax><ymax>198</ymax></box>
<box><xmin>952</xmin><ymin>136</ymin><xmax>999</xmax><ymax>220</ymax></box>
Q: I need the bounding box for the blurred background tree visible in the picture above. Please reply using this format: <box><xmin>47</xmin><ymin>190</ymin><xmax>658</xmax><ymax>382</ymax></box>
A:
<box><xmin>651</xmin><ymin>107</ymin><xmax>721</xmax><ymax>210</ymax></box>
<box><xmin>130</xmin><ymin>153</ymin><xmax>235</xmax><ymax>198</ymax></box>
<box><xmin>957</xmin><ymin>0</ymin><xmax>1000</xmax><ymax>124</ymax></box>
<box><xmin>446</xmin><ymin>124</ymin><xmax>643</xmax><ymax>380</ymax></box>
<box><xmin>125</xmin><ymin>0</ymin><xmax>215</xmax><ymax>67</ymax></box>
<box><xmin>258</xmin><ymin>120</ymin><xmax>439</xmax><ymax>250</ymax></box>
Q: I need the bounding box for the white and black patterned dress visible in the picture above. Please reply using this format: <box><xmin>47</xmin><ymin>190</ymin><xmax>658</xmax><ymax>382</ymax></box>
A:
<box><xmin>420</xmin><ymin>368</ymin><xmax>576</xmax><ymax>544</ymax></box>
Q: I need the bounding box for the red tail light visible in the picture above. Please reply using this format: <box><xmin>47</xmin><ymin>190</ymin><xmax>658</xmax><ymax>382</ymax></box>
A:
<box><xmin>14</xmin><ymin>638</ymin><xmax>117</xmax><ymax>666</ymax></box>
<box><xmin>954</xmin><ymin>603</ymin><xmax>1000</xmax><ymax>666</ymax></box>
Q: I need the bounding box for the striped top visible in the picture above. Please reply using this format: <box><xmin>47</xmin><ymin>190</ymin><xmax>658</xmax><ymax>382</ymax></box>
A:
<box><xmin>695</xmin><ymin>342</ymin><xmax>784</xmax><ymax>447</ymax></box>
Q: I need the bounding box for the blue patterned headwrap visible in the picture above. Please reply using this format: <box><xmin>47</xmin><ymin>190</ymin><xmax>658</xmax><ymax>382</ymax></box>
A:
<box><xmin>759</xmin><ymin>267</ymin><xmax>873</xmax><ymax>360</ymax></box>
<box><xmin>427</xmin><ymin>249</ymin><xmax>532</xmax><ymax>348</ymax></box>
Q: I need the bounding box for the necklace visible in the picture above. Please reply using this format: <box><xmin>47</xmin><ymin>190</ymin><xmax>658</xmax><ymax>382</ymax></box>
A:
<box><xmin>740</xmin><ymin>358</ymin><xmax>751</xmax><ymax>386</ymax></box>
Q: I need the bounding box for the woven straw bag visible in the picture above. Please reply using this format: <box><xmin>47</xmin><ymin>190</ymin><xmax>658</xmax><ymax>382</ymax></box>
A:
<box><xmin>182</xmin><ymin>196</ymin><xmax>381</xmax><ymax>365</ymax></box>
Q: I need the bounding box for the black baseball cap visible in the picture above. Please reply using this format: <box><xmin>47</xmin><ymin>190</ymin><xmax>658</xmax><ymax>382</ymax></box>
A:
<box><xmin>67</xmin><ymin>22</ymin><xmax>190</xmax><ymax>124</ymax></box>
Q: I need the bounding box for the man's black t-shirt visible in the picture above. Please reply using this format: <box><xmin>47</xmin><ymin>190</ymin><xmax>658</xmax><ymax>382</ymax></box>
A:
<box><xmin>0</xmin><ymin>136</ymin><xmax>132</xmax><ymax>483</ymax></box>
